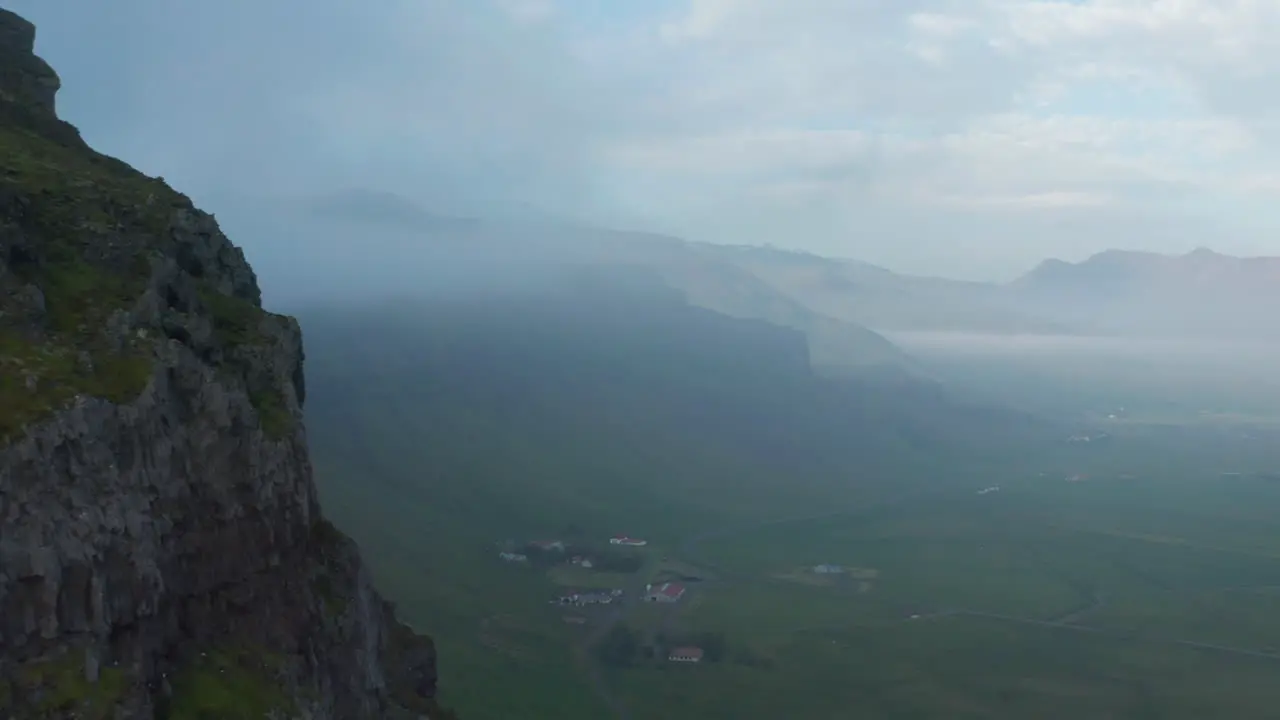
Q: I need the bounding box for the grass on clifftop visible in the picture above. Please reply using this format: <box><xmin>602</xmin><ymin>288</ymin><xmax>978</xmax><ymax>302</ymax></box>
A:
<box><xmin>0</xmin><ymin>120</ymin><xmax>183</xmax><ymax>242</ymax></box>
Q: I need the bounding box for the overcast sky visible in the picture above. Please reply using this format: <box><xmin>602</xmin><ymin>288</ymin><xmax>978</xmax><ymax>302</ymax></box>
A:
<box><xmin>11</xmin><ymin>0</ymin><xmax>1280</xmax><ymax>280</ymax></box>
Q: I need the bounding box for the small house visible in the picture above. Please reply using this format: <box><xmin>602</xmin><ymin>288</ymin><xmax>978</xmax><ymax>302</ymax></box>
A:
<box><xmin>813</xmin><ymin>564</ymin><xmax>844</xmax><ymax>574</ymax></box>
<box><xmin>669</xmin><ymin>647</ymin><xmax>704</xmax><ymax>663</ymax></box>
<box><xmin>645</xmin><ymin>582</ymin><xmax>686</xmax><ymax>602</ymax></box>
<box><xmin>610</xmin><ymin>536</ymin><xmax>647</xmax><ymax>546</ymax></box>
<box><xmin>499</xmin><ymin>552</ymin><xmax>528</xmax><ymax>562</ymax></box>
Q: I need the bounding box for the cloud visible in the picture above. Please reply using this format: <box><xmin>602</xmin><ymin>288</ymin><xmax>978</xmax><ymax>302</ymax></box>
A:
<box><xmin>933</xmin><ymin>191</ymin><xmax>1114</xmax><ymax>210</ymax></box>
<box><xmin>498</xmin><ymin>0</ymin><xmax>557</xmax><ymax>24</ymax></box>
<box><xmin>590</xmin><ymin>0</ymin><xmax>1280</xmax><ymax>275</ymax></box>
<box><xmin>11</xmin><ymin>0</ymin><xmax>1280</xmax><ymax>279</ymax></box>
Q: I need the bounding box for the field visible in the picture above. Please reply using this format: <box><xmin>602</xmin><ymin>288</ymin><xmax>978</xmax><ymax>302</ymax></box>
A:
<box><xmin>316</xmin><ymin>413</ymin><xmax>1280</xmax><ymax>719</ymax></box>
<box><xmin>604</xmin><ymin>458</ymin><xmax>1280</xmax><ymax>719</ymax></box>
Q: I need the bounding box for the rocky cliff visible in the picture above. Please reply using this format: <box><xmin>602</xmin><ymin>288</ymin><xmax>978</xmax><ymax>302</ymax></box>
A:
<box><xmin>0</xmin><ymin>8</ymin><xmax>448</xmax><ymax>719</ymax></box>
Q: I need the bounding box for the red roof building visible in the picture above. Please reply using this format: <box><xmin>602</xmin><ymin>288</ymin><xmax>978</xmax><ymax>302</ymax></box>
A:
<box><xmin>645</xmin><ymin>582</ymin><xmax>686</xmax><ymax>602</ymax></box>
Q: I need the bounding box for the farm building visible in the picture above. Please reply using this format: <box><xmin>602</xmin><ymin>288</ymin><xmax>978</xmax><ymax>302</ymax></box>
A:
<box><xmin>498</xmin><ymin>552</ymin><xmax>528</xmax><ymax>562</ymax></box>
<box><xmin>556</xmin><ymin>591</ymin><xmax>615</xmax><ymax>606</ymax></box>
<box><xmin>610</xmin><ymin>536</ymin><xmax>647</xmax><ymax>546</ymax></box>
<box><xmin>669</xmin><ymin>647</ymin><xmax>704</xmax><ymax>663</ymax></box>
<box><xmin>813</xmin><ymin>564</ymin><xmax>844</xmax><ymax>574</ymax></box>
<box><xmin>645</xmin><ymin>582</ymin><xmax>686</xmax><ymax>602</ymax></box>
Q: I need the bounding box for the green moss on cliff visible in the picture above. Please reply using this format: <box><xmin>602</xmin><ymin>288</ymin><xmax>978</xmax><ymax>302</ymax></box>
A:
<box><xmin>199</xmin><ymin>283</ymin><xmax>261</xmax><ymax>348</ymax></box>
<box><xmin>1</xmin><ymin>64</ymin><xmax>301</xmax><ymax>443</ymax></box>
<box><xmin>0</xmin><ymin>327</ymin><xmax>152</xmax><ymax>441</ymax></box>
<box><xmin>167</xmin><ymin>647</ymin><xmax>296</xmax><ymax>720</ymax></box>
<box><xmin>196</xmin><ymin>282</ymin><xmax>297</xmax><ymax>438</ymax></box>
<box><xmin>0</xmin><ymin>112</ymin><xmax>172</xmax><ymax>438</ymax></box>
<box><xmin>15</xmin><ymin>652</ymin><xmax>130</xmax><ymax>719</ymax></box>
<box><xmin>249</xmin><ymin>386</ymin><xmax>292</xmax><ymax>440</ymax></box>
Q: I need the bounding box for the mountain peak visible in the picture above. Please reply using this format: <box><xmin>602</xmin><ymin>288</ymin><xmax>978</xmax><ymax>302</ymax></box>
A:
<box><xmin>0</xmin><ymin>7</ymin><xmax>34</xmax><ymax>52</ymax></box>
<box><xmin>0</xmin><ymin>7</ymin><xmax>60</xmax><ymax>118</ymax></box>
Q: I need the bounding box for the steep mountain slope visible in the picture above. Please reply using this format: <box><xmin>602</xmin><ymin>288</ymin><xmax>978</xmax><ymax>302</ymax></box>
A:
<box><xmin>219</xmin><ymin>193</ymin><xmax>908</xmax><ymax>371</ymax></box>
<box><xmin>0</xmin><ymin>10</ymin><xmax>448</xmax><ymax>718</ymax></box>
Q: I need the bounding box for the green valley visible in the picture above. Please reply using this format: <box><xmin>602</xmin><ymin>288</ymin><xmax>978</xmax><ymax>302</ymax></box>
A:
<box><xmin>299</xmin><ymin>268</ymin><xmax>1280</xmax><ymax>720</ymax></box>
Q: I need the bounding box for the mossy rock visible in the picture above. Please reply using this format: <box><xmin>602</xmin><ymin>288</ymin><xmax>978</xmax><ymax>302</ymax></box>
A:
<box><xmin>196</xmin><ymin>281</ymin><xmax>296</xmax><ymax>439</ymax></box>
<box><xmin>0</xmin><ymin>110</ymin><xmax>174</xmax><ymax>440</ymax></box>
<box><xmin>166</xmin><ymin>647</ymin><xmax>297</xmax><ymax>720</ymax></box>
<box><xmin>14</xmin><ymin>651</ymin><xmax>130</xmax><ymax>720</ymax></box>
<box><xmin>249</xmin><ymin>386</ymin><xmax>292</xmax><ymax>440</ymax></box>
<box><xmin>199</xmin><ymin>282</ymin><xmax>263</xmax><ymax>349</ymax></box>
<box><xmin>0</xmin><ymin>257</ymin><xmax>155</xmax><ymax>441</ymax></box>
<box><xmin>0</xmin><ymin>325</ymin><xmax>152</xmax><ymax>442</ymax></box>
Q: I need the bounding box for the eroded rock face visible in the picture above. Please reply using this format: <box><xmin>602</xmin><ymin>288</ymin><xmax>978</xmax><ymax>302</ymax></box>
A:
<box><xmin>0</xmin><ymin>7</ymin><xmax>444</xmax><ymax>718</ymax></box>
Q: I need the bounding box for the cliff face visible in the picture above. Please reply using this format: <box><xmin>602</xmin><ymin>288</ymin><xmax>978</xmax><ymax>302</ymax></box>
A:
<box><xmin>0</xmin><ymin>8</ymin><xmax>445</xmax><ymax>719</ymax></box>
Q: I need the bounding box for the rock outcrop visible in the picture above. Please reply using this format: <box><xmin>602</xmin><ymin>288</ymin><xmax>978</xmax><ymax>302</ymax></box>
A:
<box><xmin>0</xmin><ymin>8</ymin><xmax>449</xmax><ymax>718</ymax></box>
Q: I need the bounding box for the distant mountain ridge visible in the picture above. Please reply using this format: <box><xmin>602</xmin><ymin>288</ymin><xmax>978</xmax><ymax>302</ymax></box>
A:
<box><xmin>233</xmin><ymin>191</ymin><xmax>910</xmax><ymax>372</ymax></box>
<box><xmin>1009</xmin><ymin>247</ymin><xmax>1280</xmax><ymax>338</ymax></box>
<box><xmin>700</xmin><ymin>243</ymin><xmax>1280</xmax><ymax>340</ymax></box>
<box><xmin>233</xmin><ymin>188</ymin><xmax>1280</xmax><ymax>353</ymax></box>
